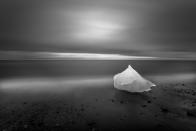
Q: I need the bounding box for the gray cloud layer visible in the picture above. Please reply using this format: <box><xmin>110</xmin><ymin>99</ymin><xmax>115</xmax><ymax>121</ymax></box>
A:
<box><xmin>0</xmin><ymin>0</ymin><xmax>195</xmax><ymax>54</ymax></box>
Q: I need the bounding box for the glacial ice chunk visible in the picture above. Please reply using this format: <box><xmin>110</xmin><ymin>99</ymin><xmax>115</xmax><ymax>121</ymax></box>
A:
<box><xmin>114</xmin><ymin>65</ymin><xmax>156</xmax><ymax>92</ymax></box>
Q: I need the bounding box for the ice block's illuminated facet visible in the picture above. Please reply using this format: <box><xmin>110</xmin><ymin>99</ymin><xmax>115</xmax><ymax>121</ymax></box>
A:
<box><xmin>114</xmin><ymin>65</ymin><xmax>156</xmax><ymax>92</ymax></box>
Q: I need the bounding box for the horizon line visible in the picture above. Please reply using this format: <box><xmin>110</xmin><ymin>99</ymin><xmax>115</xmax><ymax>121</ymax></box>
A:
<box><xmin>0</xmin><ymin>51</ymin><xmax>195</xmax><ymax>60</ymax></box>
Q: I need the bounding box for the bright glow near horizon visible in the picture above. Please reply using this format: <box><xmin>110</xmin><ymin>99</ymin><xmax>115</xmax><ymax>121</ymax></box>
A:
<box><xmin>38</xmin><ymin>52</ymin><xmax>157</xmax><ymax>60</ymax></box>
<box><xmin>0</xmin><ymin>51</ymin><xmax>158</xmax><ymax>60</ymax></box>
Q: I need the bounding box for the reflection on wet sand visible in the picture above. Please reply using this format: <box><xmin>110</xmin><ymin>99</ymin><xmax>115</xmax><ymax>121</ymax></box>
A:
<box><xmin>0</xmin><ymin>76</ymin><xmax>112</xmax><ymax>93</ymax></box>
<box><xmin>1</xmin><ymin>72</ymin><xmax>196</xmax><ymax>92</ymax></box>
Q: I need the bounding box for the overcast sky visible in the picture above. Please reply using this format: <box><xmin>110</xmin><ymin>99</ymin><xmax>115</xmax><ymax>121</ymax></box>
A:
<box><xmin>0</xmin><ymin>0</ymin><xmax>196</xmax><ymax>54</ymax></box>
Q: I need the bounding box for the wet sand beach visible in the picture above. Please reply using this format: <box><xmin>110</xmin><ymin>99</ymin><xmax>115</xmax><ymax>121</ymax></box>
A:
<box><xmin>0</xmin><ymin>60</ymin><xmax>196</xmax><ymax>131</ymax></box>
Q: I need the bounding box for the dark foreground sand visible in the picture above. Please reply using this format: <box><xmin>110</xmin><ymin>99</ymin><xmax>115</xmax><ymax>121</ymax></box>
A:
<box><xmin>1</xmin><ymin>80</ymin><xmax>196</xmax><ymax>131</ymax></box>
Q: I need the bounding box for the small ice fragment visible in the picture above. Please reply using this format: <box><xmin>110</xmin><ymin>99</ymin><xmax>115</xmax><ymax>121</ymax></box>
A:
<box><xmin>113</xmin><ymin>65</ymin><xmax>156</xmax><ymax>92</ymax></box>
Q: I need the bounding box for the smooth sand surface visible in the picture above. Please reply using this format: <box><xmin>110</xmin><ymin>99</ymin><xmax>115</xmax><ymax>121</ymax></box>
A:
<box><xmin>0</xmin><ymin>76</ymin><xmax>196</xmax><ymax>131</ymax></box>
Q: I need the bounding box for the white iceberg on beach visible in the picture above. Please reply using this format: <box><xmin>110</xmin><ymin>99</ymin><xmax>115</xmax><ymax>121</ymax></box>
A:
<box><xmin>113</xmin><ymin>65</ymin><xmax>156</xmax><ymax>92</ymax></box>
